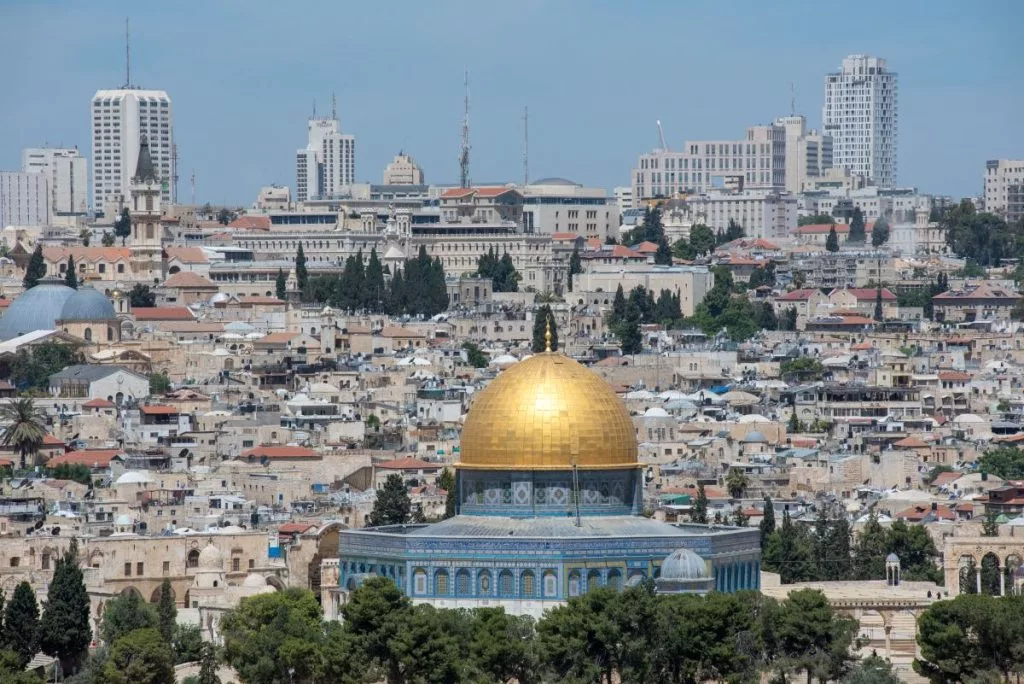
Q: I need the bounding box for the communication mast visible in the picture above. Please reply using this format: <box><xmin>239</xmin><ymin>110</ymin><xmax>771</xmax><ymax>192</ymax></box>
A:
<box><xmin>190</xmin><ymin>170</ymin><xmax>196</xmax><ymax>206</ymax></box>
<box><xmin>459</xmin><ymin>71</ymin><xmax>471</xmax><ymax>188</ymax></box>
<box><xmin>656</xmin><ymin>119</ymin><xmax>668</xmax><ymax>152</ymax></box>
<box><xmin>171</xmin><ymin>143</ymin><xmax>179</xmax><ymax>203</ymax></box>
<box><xmin>522</xmin><ymin>106</ymin><xmax>529</xmax><ymax>186</ymax></box>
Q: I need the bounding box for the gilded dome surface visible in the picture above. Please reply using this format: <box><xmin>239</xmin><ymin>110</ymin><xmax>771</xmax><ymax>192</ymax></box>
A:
<box><xmin>458</xmin><ymin>353</ymin><xmax>637</xmax><ymax>470</ymax></box>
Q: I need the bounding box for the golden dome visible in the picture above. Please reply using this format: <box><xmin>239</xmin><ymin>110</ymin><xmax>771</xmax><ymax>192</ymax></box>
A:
<box><xmin>458</xmin><ymin>353</ymin><xmax>638</xmax><ymax>471</ymax></box>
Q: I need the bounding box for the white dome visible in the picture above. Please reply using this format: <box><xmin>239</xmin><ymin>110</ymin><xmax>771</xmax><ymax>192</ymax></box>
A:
<box><xmin>660</xmin><ymin>548</ymin><xmax>709</xmax><ymax>580</ymax></box>
<box><xmin>198</xmin><ymin>543</ymin><xmax>224</xmax><ymax>570</ymax></box>
<box><xmin>114</xmin><ymin>514</ymin><xmax>133</xmax><ymax>526</ymax></box>
<box><xmin>644</xmin><ymin>407</ymin><xmax>669</xmax><ymax>417</ymax></box>
<box><xmin>242</xmin><ymin>573</ymin><xmax>267</xmax><ymax>588</ymax></box>
<box><xmin>115</xmin><ymin>470</ymin><xmax>153</xmax><ymax>485</ymax></box>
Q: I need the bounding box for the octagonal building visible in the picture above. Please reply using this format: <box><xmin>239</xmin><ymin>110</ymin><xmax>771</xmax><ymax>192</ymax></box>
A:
<box><xmin>330</xmin><ymin>349</ymin><xmax>760</xmax><ymax>618</ymax></box>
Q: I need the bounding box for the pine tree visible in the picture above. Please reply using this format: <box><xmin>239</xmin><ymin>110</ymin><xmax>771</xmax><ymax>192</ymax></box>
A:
<box><xmin>616</xmin><ymin>298</ymin><xmax>643</xmax><ymax>355</ymax></box>
<box><xmin>198</xmin><ymin>642</ymin><xmax>221</xmax><ymax>684</ymax></box>
<box><xmin>825</xmin><ymin>226</ymin><xmax>840</xmax><ymax>252</ymax></box>
<box><xmin>848</xmin><ymin>208</ymin><xmax>866</xmax><ymax>243</ymax></box>
<box><xmin>39</xmin><ymin>539</ymin><xmax>91</xmax><ymax>672</ymax></box>
<box><xmin>567</xmin><ymin>247</ymin><xmax>582</xmax><ymax>292</ymax></box>
<box><xmin>3</xmin><ymin>581</ymin><xmax>40</xmax><ymax>667</ymax></box>
<box><xmin>759</xmin><ymin>496</ymin><xmax>776</xmax><ymax>545</ymax></box>
<box><xmin>295</xmin><ymin>244</ymin><xmax>308</xmax><ymax>295</ymax></box>
<box><xmin>368</xmin><ymin>474</ymin><xmax>412</xmax><ymax>527</ymax></box>
<box><xmin>114</xmin><ymin>207</ymin><xmax>132</xmax><ymax>245</ymax></box>
<box><xmin>275</xmin><ymin>269</ymin><xmax>287</xmax><ymax>300</ymax></box>
<box><xmin>23</xmin><ymin>245</ymin><xmax>46</xmax><ymax>289</ymax></box>
<box><xmin>157</xmin><ymin>579</ymin><xmax>176</xmax><ymax>643</ymax></box>
<box><xmin>532</xmin><ymin>305</ymin><xmax>558</xmax><ymax>352</ymax></box>
<box><xmin>692</xmin><ymin>484</ymin><xmax>709</xmax><ymax>524</ymax></box>
<box><xmin>654</xmin><ymin>238</ymin><xmax>673</xmax><ymax>265</ymax></box>
<box><xmin>64</xmin><ymin>257</ymin><xmax>79</xmax><ymax>289</ymax></box>
<box><xmin>871</xmin><ymin>216</ymin><xmax>891</xmax><ymax>247</ymax></box>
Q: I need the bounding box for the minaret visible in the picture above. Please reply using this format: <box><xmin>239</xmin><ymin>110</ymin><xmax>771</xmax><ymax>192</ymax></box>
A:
<box><xmin>128</xmin><ymin>135</ymin><xmax>163</xmax><ymax>281</ymax></box>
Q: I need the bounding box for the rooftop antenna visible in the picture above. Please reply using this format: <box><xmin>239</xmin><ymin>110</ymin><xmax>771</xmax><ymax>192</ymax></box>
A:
<box><xmin>459</xmin><ymin>70</ymin><xmax>471</xmax><ymax>188</ymax></box>
<box><xmin>124</xmin><ymin>17</ymin><xmax>132</xmax><ymax>89</ymax></box>
<box><xmin>312</xmin><ymin>98</ymin><xmax>316</xmax><ymax>119</ymax></box>
<box><xmin>790</xmin><ymin>82</ymin><xmax>796</xmax><ymax>117</ymax></box>
<box><xmin>656</xmin><ymin>120</ymin><xmax>668</xmax><ymax>152</ymax></box>
<box><xmin>172</xmin><ymin>143</ymin><xmax>179</xmax><ymax>203</ymax></box>
<box><xmin>332</xmin><ymin>91</ymin><xmax>337</xmax><ymax>121</ymax></box>
<box><xmin>190</xmin><ymin>169</ymin><xmax>196</xmax><ymax>206</ymax></box>
<box><xmin>522</xmin><ymin>106</ymin><xmax>529</xmax><ymax>186</ymax></box>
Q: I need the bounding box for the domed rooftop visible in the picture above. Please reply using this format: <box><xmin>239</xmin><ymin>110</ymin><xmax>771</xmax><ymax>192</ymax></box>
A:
<box><xmin>60</xmin><ymin>286</ymin><xmax>117</xmax><ymax>322</ymax></box>
<box><xmin>242</xmin><ymin>573</ymin><xmax>268</xmax><ymax>588</ymax></box>
<box><xmin>660</xmin><ymin>548</ymin><xmax>709</xmax><ymax>580</ymax></box>
<box><xmin>530</xmin><ymin>177</ymin><xmax>578</xmax><ymax>186</ymax></box>
<box><xmin>741</xmin><ymin>430</ymin><xmax>768</xmax><ymax>444</ymax></box>
<box><xmin>198</xmin><ymin>542</ymin><xmax>224</xmax><ymax>570</ymax></box>
<box><xmin>0</xmin><ymin>281</ymin><xmax>76</xmax><ymax>340</ymax></box>
<box><xmin>886</xmin><ymin>552</ymin><xmax>900</xmax><ymax>562</ymax></box>
<box><xmin>458</xmin><ymin>352</ymin><xmax>637</xmax><ymax>471</ymax></box>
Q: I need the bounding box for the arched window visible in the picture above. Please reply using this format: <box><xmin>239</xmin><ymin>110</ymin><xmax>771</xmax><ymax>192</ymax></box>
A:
<box><xmin>478</xmin><ymin>570</ymin><xmax>492</xmax><ymax>595</ymax></box>
<box><xmin>413</xmin><ymin>569</ymin><xmax>427</xmax><ymax>595</ymax></box>
<box><xmin>456</xmin><ymin>569</ymin><xmax>471</xmax><ymax>596</ymax></box>
<box><xmin>587</xmin><ymin>570</ymin><xmax>602</xmax><ymax>592</ymax></box>
<box><xmin>83</xmin><ymin>328</ymin><xmax>92</xmax><ymax>342</ymax></box>
<box><xmin>521</xmin><ymin>571</ymin><xmax>535</xmax><ymax>598</ymax></box>
<box><xmin>568</xmin><ymin>571</ymin><xmax>581</xmax><ymax>597</ymax></box>
<box><xmin>498</xmin><ymin>570</ymin><xmax>514</xmax><ymax>597</ymax></box>
<box><xmin>434</xmin><ymin>570</ymin><xmax>449</xmax><ymax>596</ymax></box>
<box><xmin>187</xmin><ymin>549</ymin><xmax>200</xmax><ymax>568</ymax></box>
<box><xmin>107</xmin><ymin>326</ymin><xmax>114</xmax><ymax>341</ymax></box>
<box><xmin>607</xmin><ymin>569</ymin><xmax>622</xmax><ymax>591</ymax></box>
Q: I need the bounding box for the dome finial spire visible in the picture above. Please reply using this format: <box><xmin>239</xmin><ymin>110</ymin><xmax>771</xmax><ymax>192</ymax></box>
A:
<box><xmin>544</xmin><ymin>314</ymin><xmax>552</xmax><ymax>352</ymax></box>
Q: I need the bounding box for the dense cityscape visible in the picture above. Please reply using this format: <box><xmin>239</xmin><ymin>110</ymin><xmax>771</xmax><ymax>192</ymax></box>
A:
<box><xmin>0</xmin><ymin>4</ymin><xmax>1023</xmax><ymax>683</ymax></box>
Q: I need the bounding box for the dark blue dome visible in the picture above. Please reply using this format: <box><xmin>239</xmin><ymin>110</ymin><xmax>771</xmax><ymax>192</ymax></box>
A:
<box><xmin>0</xmin><ymin>282</ymin><xmax>76</xmax><ymax>340</ymax></box>
<box><xmin>60</xmin><ymin>286</ymin><xmax>117</xmax><ymax>322</ymax></box>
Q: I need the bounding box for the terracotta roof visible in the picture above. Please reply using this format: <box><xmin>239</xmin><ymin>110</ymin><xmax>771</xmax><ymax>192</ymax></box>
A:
<box><xmin>83</xmin><ymin>398</ymin><xmax>115</xmax><ymax>408</ymax></box>
<box><xmin>240</xmin><ymin>445</ymin><xmax>319</xmax><ymax>460</ymax></box>
<box><xmin>551</xmin><ymin>232</ymin><xmax>581</xmax><ymax>241</ymax></box>
<box><xmin>931</xmin><ymin>471</ymin><xmax>963</xmax><ymax>487</ymax></box>
<box><xmin>474</xmin><ymin>186</ymin><xmax>517</xmax><ymax>198</ymax></box>
<box><xmin>933</xmin><ymin>284</ymin><xmax>1021</xmax><ymax>301</ymax></box>
<box><xmin>376</xmin><ymin>457</ymin><xmax>440</xmax><ymax>470</ymax></box>
<box><xmin>228</xmin><ymin>215</ymin><xmax>271</xmax><ymax>230</ymax></box>
<box><xmin>380</xmin><ymin>326</ymin><xmax>426</xmax><ymax>338</ymax></box>
<box><xmin>440</xmin><ymin>188</ymin><xmax>475</xmax><ymax>199</ymax></box>
<box><xmin>896</xmin><ymin>503</ymin><xmax>955</xmax><ymax>522</ymax></box>
<box><xmin>585</xmin><ymin>238</ymin><xmax>602</xmax><ymax>251</ymax></box>
<box><xmin>41</xmin><ymin>434</ymin><xmax>65</xmax><ymax>446</ymax></box>
<box><xmin>721</xmin><ymin>256</ymin><xmax>762</xmax><ymax>266</ymax></box>
<box><xmin>0</xmin><ymin>299</ymin><xmax>11</xmax><ymax>308</ymax></box>
<box><xmin>163</xmin><ymin>271</ymin><xmax>216</xmax><ymax>288</ymax></box>
<box><xmin>851</xmin><ymin>342</ymin><xmax>874</xmax><ymax>351</ymax></box>
<box><xmin>835</xmin><ymin>288</ymin><xmax>897</xmax><ymax>301</ymax></box>
<box><xmin>254</xmin><ymin>332</ymin><xmax>299</xmax><ymax>346</ymax></box>
<box><xmin>777</xmin><ymin>288</ymin><xmax>819</xmax><ymax>301</ymax></box>
<box><xmin>165</xmin><ymin>247</ymin><xmax>209</xmax><ymax>264</ymax></box>
<box><xmin>139</xmin><ymin>405</ymin><xmax>180</xmax><ymax>415</ymax></box>
<box><xmin>609</xmin><ymin>245</ymin><xmax>643</xmax><ymax>259</ymax></box>
<box><xmin>893</xmin><ymin>436</ymin><xmax>930</xmax><ymax>448</ymax></box>
<box><xmin>796</xmin><ymin>223</ymin><xmax>847</xmax><ymax>235</ymax></box>
<box><xmin>43</xmin><ymin>246</ymin><xmax>132</xmax><ymax>263</ymax></box>
<box><xmin>440</xmin><ymin>186</ymin><xmax>515</xmax><ymax>199</ymax></box>
<box><xmin>132</xmin><ymin>307</ymin><xmax>196</xmax><ymax>321</ymax></box>
<box><xmin>633</xmin><ymin>241</ymin><xmax>660</xmax><ymax>253</ymax></box>
<box><xmin>48</xmin><ymin>449</ymin><xmax>122</xmax><ymax>467</ymax></box>
<box><xmin>238</xmin><ymin>295</ymin><xmax>286</xmax><ymax>306</ymax></box>
<box><xmin>938</xmin><ymin>371</ymin><xmax>972</xmax><ymax>382</ymax></box>
<box><xmin>0</xmin><ymin>457</ymin><xmax>13</xmax><ymax>467</ymax></box>
<box><xmin>278</xmin><ymin>522</ymin><xmax>316</xmax><ymax>535</ymax></box>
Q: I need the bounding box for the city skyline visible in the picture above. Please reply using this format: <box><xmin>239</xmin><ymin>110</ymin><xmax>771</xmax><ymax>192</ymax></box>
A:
<box><xmin>1</xmin><ymin>0</ymin><xmax>1021</xmax><ymax>205</ymax></box>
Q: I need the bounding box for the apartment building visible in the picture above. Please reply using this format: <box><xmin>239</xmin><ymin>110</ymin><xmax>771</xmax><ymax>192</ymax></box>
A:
<box><xmin>0</xmin><ymin>171</ymin><xmax>50</xmax><ymax>227</ymax></box>
<box><xmin>690</xmin><ymin>188</ymin><xmax>798</xmax><ymax>239</ymax></box>
<box><xmin>296</xmin><ymin>113</ymin><xmax>355</xmax><ymax>202</ymax></box>
<box><xmin>520</xmin><ymin>178</ymin><xmax>620</xmax><ymax>241</ymax></box>
<box><xmin>774</xmin><ymin>115</ymin><xmax>833</xmax><ymax>194</ymax></box>
<box><xmin>22</xmin><ymin>147</ymin><xmax>88</xmax><ymax>215</ymax></box>
<box><xmin>983</xmin><ymin>160</ymin><xmax>1024</xmax><ymax>223</ymax></box>
<box><xmin>823</xmin><ymin>54</ymin><xmax>898</xmax><ymax>188</ymax></box>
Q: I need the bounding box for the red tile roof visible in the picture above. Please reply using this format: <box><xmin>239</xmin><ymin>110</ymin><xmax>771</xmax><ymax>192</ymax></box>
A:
<box><xmin>132</xmin><ymin>307</ymin><xmax>196</xmax><ymax>321</ymax></box>
<box><xmin>48</xmin><ymin>449</ymin><xmax>122</xmax><ymax>468</ymax></box>
<box><xmin>893</xmin><ymin>436</ymin><xmax>930</xmax><ymax>449</ymax></box>
<box><xmin>896</xmin><ymin>503</ymin><xmax>955</xmax><ymax>522</ymax></box>
<box><xmin>551</xmin><ymin>232</ymin><xmax>581</xmax><ymax>241</ymax></box>
<box><xmin>278</xmin><ymin>522</ymin><xmax>317</xmax><ymax>535</ymax></box>
<box><xmin>931</xmin><ymin>471</ymin><xmax>963</xmax><ymax>487</ymax></box>
<box><xmin>835</xmin><ymin>288</ymin><xmax>897</xmax><ymax>301</ymax></box>
<box><xmin>228</xmin><ymin>215</ymin><xmax>271</xmax><ymax>230</ymax></box>
<box><xmin>777</xmin><ymin>288</ymin><xmax>819</xmax><ymax>301</ymax></box>
<box><xmin>140</xmin><ymin>405</ymin><xmax>180</xmax><ymax>415</ymax></box>
<box><xmin>165</xmin><ymin>247</ymin><xmax>209</xmax><ymax>264</ymax></box>
<box><xmin>83</xmin><ymin>398</ymin><xmax>115</xmax><ymax>408</ymax></box>
<box><xmin>938</xmin><ymin>371</ymin><xmax>972</xmax><ymax>382</ymax></box>
<box><xmin>633</xmin><ymin>241</ymin><xmax>660</xmax><ymax>253</ymax></box>
<box><xmin>240</xmin><ymin>445</ymin><xmax>319</xmax><ymax>460</ymax></box>
<box><xmin>43</xmin><ymin>246</ymin><xmax>132</xmax><ymax>263</ymax></box>
<box><xmin>163</xmin><ymin>271</ymin><xmax>216</xmax><ymax>288</ymax></box>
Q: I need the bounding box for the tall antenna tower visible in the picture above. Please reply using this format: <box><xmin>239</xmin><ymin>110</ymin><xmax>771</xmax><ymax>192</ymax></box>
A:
<box><xmin>459</xmin><ymin>70</ymin><xmax>471</xmax><ymax>189</ymax></box>
<box><xmin>123</xmin><ymin>17</ymin><xmax>132</xmax><ymax>88</ymax></box>
<box><xmin>522</xmin><ymin>106</ymin><xmax>529</xmax><ymax>186</ymax></box>
<box><xmin>190</xmin><ymin>170</ymin><xmax>196</xmax><ymax>206</ymax></box>
<box><xmin>790</xmin><ymin>82</ymin><xmax>796</xmax><ymax>117</ymax></box>
<box><xmin>331</xmin><ymin>91</ymin><xmax>337</xmax><ymax>121</ymax></box>
<box><xmin>172</xmin><ymin>143</ymin><xmax>179</xmax><ymax>203</ymax></box>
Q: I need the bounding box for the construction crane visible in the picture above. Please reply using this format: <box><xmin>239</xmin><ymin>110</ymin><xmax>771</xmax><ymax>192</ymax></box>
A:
<box><xmin>656</xmin><ymin>120</ymin><xmax>668</xmax><ymax>152</ymax></box>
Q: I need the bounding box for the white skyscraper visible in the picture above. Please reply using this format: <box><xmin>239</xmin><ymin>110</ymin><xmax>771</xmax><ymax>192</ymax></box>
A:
<box><xmin>823</xmin><ymin>54</ymin><xmax>898</xmax><ymax>188</ymax></box>
<box><xmin>23</xmin><ymin>147</ymin><xmax>88</xmax><ymax>215</ymax></box>
<box><xmin>295</xmin><ymin>102</ymin><xmax>355</xmax><ymax>202</ymax></box>
<box><xmin>91</xmin><ymin>89</ymin><xmax>174</xmax><ymax>212</ymax></box>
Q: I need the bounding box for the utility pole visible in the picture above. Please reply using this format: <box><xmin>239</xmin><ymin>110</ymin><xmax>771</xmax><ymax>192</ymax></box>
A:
<box><xmin>459</xmin><ymin>70</ymin><xmax>471</xmax><ymax>189</ymax></box>
<box><xmin>522</xmin><ymin>106</ymin><xmax>529</xmax><ymax>186</ymax></box>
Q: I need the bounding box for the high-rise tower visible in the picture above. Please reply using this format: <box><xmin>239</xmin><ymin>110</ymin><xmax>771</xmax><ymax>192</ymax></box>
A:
<box><xmin>295</xmin><ymin>94</ymin><xmax>355</xmax><ymax>202</ymax></box>
<box><xmin>823</xmin><ymin>54</ymin><xmax>898</xmax><ymax>188</ymax></box>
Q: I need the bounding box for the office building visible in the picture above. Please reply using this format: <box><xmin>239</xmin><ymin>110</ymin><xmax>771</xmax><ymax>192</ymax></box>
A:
<box><xmin>631</xmin><ymin>124</ymin><xmax>786</xmax><ymax>201</ymax></box>
<box><xmin>984</xmin><ymin>160</ymin><xmax>1024</xmax><ymax>223</ymax></box>
<box><xmin>382</xmin><ymin>152</ymin><xmax>424</xmax><ymax>185</ymax></box>
<box><xmin>520</xmin><ymin>178</ymin><xmax>620</xmax><ymax>241</ymax></box>
<box><xmin>23</xmin><ymin>147</ymin><xmax>88</xmax><ymax>215</ymax></box>
<box><xmin>823</xmin><ymin>55</ymin><xmax>898</xmax><ymax>188</ymax></box>
<box><xmin>690</xmin><ymin>188</ymin><xmax>797</xmax><ymax>240</ymax></box>
<box><xmin>773</xmin><ymin>116</ymin><xmax>833</xmax><ymax>193</ymax></box>
<box><xmin>0</xmin><ymin>172</ymin><xmax>50</xmax><ymax>228</ymax></box>
<box><xmin>295</xmin><ymin>111</ymin><xmax>355</xmax><ymax>202</ymax></box>
<box><xmin>91</xmin><ymin>89</ymin><xmax>174</xmax><ymax>212</ymax></box>
<box><xmin>613</xmin><ymin>186</ymin><xmax>634</xmax><ymax>212</ymax></box>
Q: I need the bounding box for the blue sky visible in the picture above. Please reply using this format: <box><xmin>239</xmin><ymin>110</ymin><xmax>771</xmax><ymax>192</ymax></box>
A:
<box><xmin>1</xmin><ymin>0</ymin><xmax>1022</xmax><ymax>205</ymax></box>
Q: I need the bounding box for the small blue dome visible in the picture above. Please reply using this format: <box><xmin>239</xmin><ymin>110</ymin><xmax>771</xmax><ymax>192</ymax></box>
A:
<box><xmin>0</xmin><ymin>281</ymin><xmax>76</xmax><ymax>340</ymax></box>
<box><xmin>742</xmin><ymin>430</ymin><xmax>768</xmax><ymax>443</ymax></box>
<box><xmin>60</xmin><ymin>286</ymin><xmax>117</xmax><ymax>322</ymax></box>
<box><xmin>886</xmin><ymin>553</ymin><xmax>900</xmax><ymax>562</ymax></box>
<box><xmin>660</xmin><ymin>548</ymin><xmax>709</xmax><ymax>580</ymax></box>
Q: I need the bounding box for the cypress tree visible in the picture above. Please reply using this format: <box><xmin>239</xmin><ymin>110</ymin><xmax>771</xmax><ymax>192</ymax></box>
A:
<box><xmin>567</xmin><ymin>246</ymin><xmax>582</xmax><ymax>292</ymax></box>
<box><xmin>64</xmin><ymin>257</ymin><xmax>79</xmax><ymax>289</ymax></box>
<box><xmin>157</xmin><ymin>579</ymin><xmax>176</xmax><ymax>643</ymax></box>
<box><xmin>39</xmin><ymin>539</ymin><xmax>91</xmax><ymax>672</ymax></box>
<box><xmin>759</xmin><ymin>496</ymin><xmax>776</xmax><ymax>546</ymax></box>
<box><xmin>275</xmin><ymin>268</ymin><xmax>287</xmax><ymax>300</ymax></box>
<box><xmin>874</xmin><ymin>288</ymin><xmax>884</xmax><ymax>321</ymax></box>
<box><xmin>365</xmin><ymin>248</ymin><xmax>386</xmax><ymax>312</ymax></box>
<box><xmin>825</xmin><ymin>226</ymin><xmax>840</xmax><ymax>252</ymax></box>
<box><xmin>23</xmin><ymin>245</ymin><xmax>46</xmax><ymax>289</ymax></box>
<box><xmin>114</xmin><ymin>207</ymin><xmax>132</xmax><ymax>245</ymax></box>
<box><xmin>198</xmin><ymin>642</ymin><xmax>221</xmax><ymax>684</ymax></box>
<box><xmin>3</xmin><ymin>581</ymin><xmax>40</xmax><ymax>667</ymax></box>
<box><xmin>610</xmin><ymin>284</ymin><xmax>627</xmax><ymax>327</ymax></box>
<box><xmin>295</xmin><ymin>244</ymin><xmax>308</xmax><ymax>294</ymax></box>
<box><xmin>616</xmin><ymin>298</ymin><xmax>643</xmax><ymax>355</ymax></box>
<box><xmin>848</xmin><ymin>208</ymin><xmax>866</xmax><ymax>243</ymax></box>
<box><xmin>388</xmin><ymin>269</ymin><xmax>406</xmax><ymax>315</ymax></box>
<box><xmin>692</xmin><ymin>483</ymin><xmax>709</xmax><ymax>524</ymax></box>
<box><xmin>532</xmin><ymin>305</ymin><xmax>558</xmax><ymax>352</ymax></box>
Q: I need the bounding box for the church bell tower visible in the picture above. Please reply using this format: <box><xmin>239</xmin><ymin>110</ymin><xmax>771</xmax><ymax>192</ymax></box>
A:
<box><xmin>128</xmin><ymin>135</ymin><xmax>164</xmax><ymax>282</ymax></box>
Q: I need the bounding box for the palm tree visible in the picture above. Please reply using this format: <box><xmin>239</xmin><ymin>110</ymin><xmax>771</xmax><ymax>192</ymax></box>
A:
<box><xmin>0</xmin><ymin>398</ymin><xmax>47</xmax><ymax>470</ymax></box>
<box><xmin>725</xmin><ymin>467</ymin><xmax>749</xmax><ymax>500</ymax></box>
